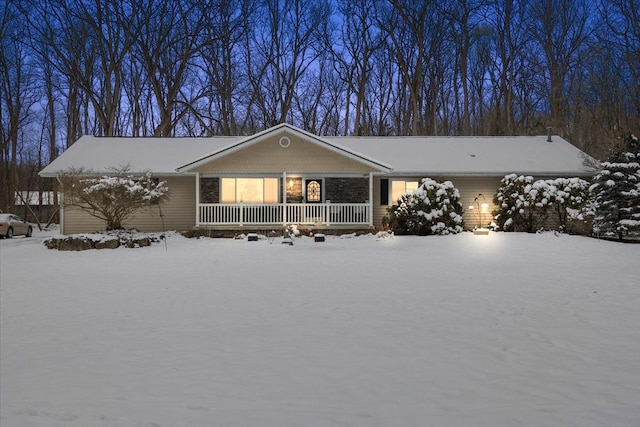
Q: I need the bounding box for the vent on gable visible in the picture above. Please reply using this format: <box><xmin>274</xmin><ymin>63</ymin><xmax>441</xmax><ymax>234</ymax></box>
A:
<box><xmin>279</xmin><ymin>136</ymin><xmax>291</xmax><ymax>148</ymax></box>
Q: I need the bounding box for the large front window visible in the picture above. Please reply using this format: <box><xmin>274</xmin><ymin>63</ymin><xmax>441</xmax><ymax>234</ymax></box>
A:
<box><xmin>221</xmin><ymin>178</ymin><xmax>279</xmax><ymax>203</ymax></box>
<box><xmin>391</xmin><ymin>180</ymin><xmax>419</xmax><ymax>203</ymax></box>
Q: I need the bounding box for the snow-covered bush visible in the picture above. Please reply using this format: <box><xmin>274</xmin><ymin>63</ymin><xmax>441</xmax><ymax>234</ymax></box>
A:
<box><xmin>493</xmin><ymin>174</ymin><xmax>554</xmax><ymax>232</ymax></box>
<box><xmin>285</xmin><ymin>224</ymin><xmax>300</xmax><ymax>237</ymax></box>
<box><xmin>387</xmin><ymin>178</ymin><xmax>464</xmax><ymax>235</ymax></box>
<box><xmin>60</xmin><ymin>170</ymin><xmax>169</xmax><ymax>230</ymax></box>
<box><xmin>588</xmin><ymin>134</ymin><xmax>640</xmax><ymax>240</ymax></box>
<box><xmin>548</xmin><ymin>177</ymin><xmax>590</xmax><ymax>233</ymax></box>
<box><xmin>494</xmin><ymin>175</ymin><xmax>591</xmax><ymax>233</ymax></box>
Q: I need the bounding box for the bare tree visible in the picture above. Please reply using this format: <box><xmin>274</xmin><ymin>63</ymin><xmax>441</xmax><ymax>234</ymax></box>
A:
<box><xmin>0</xmin><ymin>1</ymin><xmax>39</xmax><ymax>212</ymax></box>
<box><xmin>366</xmin><ymin>44</ymin><xmax>398</xmax><ymax>135</ymax></box>
<box><xmin>247</xmin><ymin>0</ymin><xmax>331</xmax><ymax>128</ymax></box>
<box><xmin>200</xmin><ymin>0</ymin><xmax>253</xmax><ymax>135</ymax></box>
<box><xmin>3</xmin><ymin>0</ymin><xmax>639</xmax><ymax>184</ymax></box>
<box><xmin>597</xmin><ymin>0</ymin><xmax>640</xmax><ymax>133</ymax></box>
<box><xmin>332</xmin><ymin>0</ymin><xmax>385</xmax><ymax>135</ymax></box>
<box><xmin>528</xmin><ymin>0</ymin><xmax>593</xmax><ymax>136</ymax></box>
<box><xmin>376</xmin><ymin>0</ymin><xmax>448</xmax><ymax>135</ymax></box>
<box><xmin>482</xmin><ymin>0</ymin><xmax>536</xmax><ymax>135</ymax></box>
<box><xmin>132</xmin><ymin>0</ymin><xmax>207</xmax><ymax>137</ymax></box>
<box><xmin>26</xmin><ymin>0</ymin><xmax>139</xmax><ymax>137</ymax></box>
<box><xmin>442</xmin><ymin>0</ymin><xmax>486</xmax><ymax>135</ymax></box>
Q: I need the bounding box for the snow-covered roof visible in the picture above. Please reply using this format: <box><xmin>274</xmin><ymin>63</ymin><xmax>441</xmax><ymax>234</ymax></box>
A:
<box><xmin>40</xmin><ymin>136</ymin><xmax>242</xmax><ymax>177</ymax></box>
<box><xmin>40</xmin><ymin>126</ymin><xmax>597</xmax><ymax>178</ymax></box>
<box><xmin>328</xmin><ymin>135</ymin><xmax>596</xmax><ymax>176</ymax></box>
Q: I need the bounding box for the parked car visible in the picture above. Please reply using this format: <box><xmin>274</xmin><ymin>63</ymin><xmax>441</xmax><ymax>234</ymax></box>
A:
<box><xmin>0</xmin><ymin>214</ymin><xmax>33</xmax><ymax>238</ymax></box>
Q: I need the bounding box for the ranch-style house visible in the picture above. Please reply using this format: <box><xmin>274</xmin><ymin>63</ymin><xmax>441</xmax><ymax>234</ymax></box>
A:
<box><xmin>39</xmin><ymin>123</ymin><xmax>595</xmax><ymax>234</ymax></box>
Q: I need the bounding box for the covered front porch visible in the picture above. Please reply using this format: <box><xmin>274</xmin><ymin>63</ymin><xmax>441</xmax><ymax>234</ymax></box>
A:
<box><xmin>176</xmin><ymin>124</ymin><xmax>392</xmax><ymax>230</ymax></box>
<box><xmin>198</xmin><ymin>202</ymin><xmax>370</xmax><ymax>227</ymax></box>
<box><xmin>194</xmin><ymin>173</ymin><xmax>375</xmax><ymax>228</ymax></box>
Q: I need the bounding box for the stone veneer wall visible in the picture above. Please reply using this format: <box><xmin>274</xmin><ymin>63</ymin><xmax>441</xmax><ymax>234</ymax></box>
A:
<box><xmin>325</xmin><ymin>178</ymin><xmax>368</xmax><ymax>203</ymax></box>
<box><xmin>200</xmin><ymin>177</ymin><xmax>219</xmax><ymax>203</ymax></box>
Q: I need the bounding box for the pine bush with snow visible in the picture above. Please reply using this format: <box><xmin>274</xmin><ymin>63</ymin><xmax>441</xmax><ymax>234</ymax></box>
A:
<box><xmin>588</xmin><ymin>134</ymin><xmax>640</xmax><ymax>240</ymax></box>
<box><xmin>387</xmin><ymin>178</ymin><xmax>464</xmax><ymax>235</ymax></box>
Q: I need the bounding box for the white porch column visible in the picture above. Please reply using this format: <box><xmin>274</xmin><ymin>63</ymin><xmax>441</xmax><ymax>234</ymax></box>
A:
<box><xmin>282</xmin><ymin>171</ymin><xmax>287</xmax><ymax>225</ymax></box>
<box><xmin>369</xmin><ymin>172</ymin><xmax>374</xmax><ymax>227</ymax></box>
<box><xmin>195</xmin><ymin>172</ymin><xmax>200</xmax><ymax>226</ymax></box>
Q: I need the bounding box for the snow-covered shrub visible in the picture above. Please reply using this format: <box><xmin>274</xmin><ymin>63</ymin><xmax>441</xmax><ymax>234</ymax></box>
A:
<box><xmin>493</xmin><ymin>174</ymin><xmax>553</xmax><ymax>232</ymax></box>
<box><xmin>387</xmin><ymin>178</ymin><xmax>464</xmax><ymax>235</ymax></box>
<box><xmin>588</xmin><ymin>134</ymin><xmax>640</xmax><ymax>240</ymax></box>
<box><xmin>60</xmin><ymin>170</ymin><xmax>169</xmax><ymax>230</ymax></box>
<box><xmin>285</xmin><ymin>224</ymin><xmax>300</xmax><ymax>237</ymax></box>
<box><xmin>548</xmin><ymin>177</ymin><xmax>590</xmax><ymax>233</ymax></box>
<box><xmin>494</xmin><ymin>175</ymin><xmax>591</xmax><ymax>233</ymax></box>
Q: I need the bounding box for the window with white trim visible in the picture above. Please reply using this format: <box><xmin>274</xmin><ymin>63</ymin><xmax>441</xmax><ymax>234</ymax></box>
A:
<box><xmin>220</xmin><ymin>178</ymin><xmax>279</xmax><ymax>203</ymax></box>
<box><xmin>390</xmin><ymin>180</ymin><xmax>419</xmax><ymax>203</ymax></box>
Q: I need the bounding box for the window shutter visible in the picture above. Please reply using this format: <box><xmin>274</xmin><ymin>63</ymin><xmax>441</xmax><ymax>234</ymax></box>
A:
<box><xmin>380</xmin><ymin>179</ymin><xmax>389</xmax><ymax>205</ymax></box>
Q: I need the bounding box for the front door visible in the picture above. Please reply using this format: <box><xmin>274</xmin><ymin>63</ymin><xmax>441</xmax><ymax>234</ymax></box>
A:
<box><xmin>305</xmin><ymin>179</ymin><xmax>322</xmax><ymax>203</ymax></box>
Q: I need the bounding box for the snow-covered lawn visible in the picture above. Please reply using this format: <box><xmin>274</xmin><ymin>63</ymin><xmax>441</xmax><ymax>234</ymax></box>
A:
<box><xmin>1</xmin><ymin>230</ymin><xmax>639</xmax><ymax>427</ymax></box>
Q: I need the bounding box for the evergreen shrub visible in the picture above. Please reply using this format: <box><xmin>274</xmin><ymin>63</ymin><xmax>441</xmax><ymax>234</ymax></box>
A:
<box><xmin>387</xmin><ymin>178</ymin><xmax>464</xmax><ymax>235</ymax></box>
<box><xmin>588</xmin><ymin>135</ymin><xmax>640</xmax><ymax>240</ymax></box>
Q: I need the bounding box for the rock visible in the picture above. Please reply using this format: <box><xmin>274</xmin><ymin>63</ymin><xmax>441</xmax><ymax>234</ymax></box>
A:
<box><xmin>57</xmin><ymin>237</ymin><xmax>93</xmax><ymax>251</ymax></box>
<box><xmin>135</xmin><ymin>237</ymin><xmax>151</xmax><ymax>247</ymax></box>
<box><xmin>43</xmin><ymin>239</ymin><xmax>59</xmax><ymax>250</ymax></box>
<box><xmin>95</xmin><ymin>238</ymin><xmax>120</xmax><ymax>249</ymax></box>
<box><xmin>44</xmin><ymin>230</ymin><xmax>159</xmax><ymax>251</ymax></box>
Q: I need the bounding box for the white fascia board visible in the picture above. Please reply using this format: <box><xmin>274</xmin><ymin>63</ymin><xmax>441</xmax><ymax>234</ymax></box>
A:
<box><xmin>177</xmin><ymin>123</ymin><xmax>393</xmax><ymax>173</ymax></box>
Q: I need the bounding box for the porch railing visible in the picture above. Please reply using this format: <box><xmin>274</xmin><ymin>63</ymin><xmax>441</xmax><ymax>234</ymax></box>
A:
<box><xmin>198</xmin><ymin>203</ymin><xmax>370</xmax><ymax>226</ymax></box>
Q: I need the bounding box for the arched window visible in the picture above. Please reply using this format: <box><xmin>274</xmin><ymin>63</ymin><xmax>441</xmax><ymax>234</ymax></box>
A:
<box><xmin>306</xmin><ymin>180</ymin><xmax>321</xmax><ymax>202</ymax></box>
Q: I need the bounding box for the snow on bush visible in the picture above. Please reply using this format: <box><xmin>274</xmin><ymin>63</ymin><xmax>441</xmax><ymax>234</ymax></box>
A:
<box><xmin>548</xmin><ymin>177</ymin><xmax>590</xmax><ymax>233</ymax></box>
<box><xmin>61</xmin><ymin>170</ymin><xmax>169</xmax><ymax>230</ymax></box>
<box><xmin>387</xmin><ymin>178</ymin><xmax>464</xmax><ymax>235</ymax></box>
<box><xmin>285</xmin><ymin>224</ymin><xmax>300</xmax><ymax>237</ymax></box>
<box><xmin>494</xmin><ymin>175</ymin><xmax>589</xmax><ymax>233</ymax></box>
<box><xmin>494</xmin><ymin>174</ymin><xmax>552</xmax><ymax>232</ymax></box>
<box><xmin>588</xmin><ymin>134</ymin><xmax>640</xmax><ymax>240</ymax></box>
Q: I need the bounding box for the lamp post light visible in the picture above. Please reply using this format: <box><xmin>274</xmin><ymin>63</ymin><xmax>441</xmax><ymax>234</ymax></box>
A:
<box><xmin>472</xmin><ymin>193</ymin><xmax>490</xmax><ymax>235</ymax></box>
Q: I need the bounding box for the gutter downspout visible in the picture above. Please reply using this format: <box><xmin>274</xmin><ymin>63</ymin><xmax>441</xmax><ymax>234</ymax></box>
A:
<box><xmin>55</xmin><ymin>174</ymin><xmax>65</xmax><ymax>234</ymax></box>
